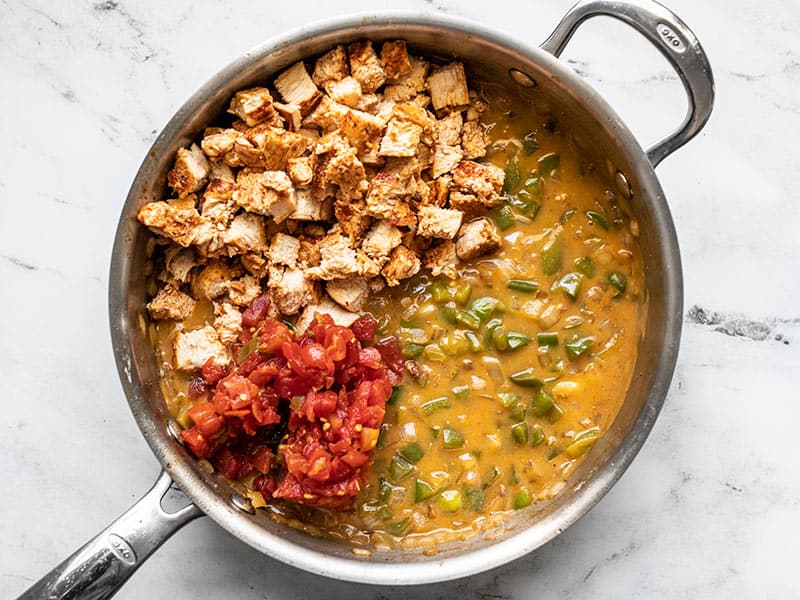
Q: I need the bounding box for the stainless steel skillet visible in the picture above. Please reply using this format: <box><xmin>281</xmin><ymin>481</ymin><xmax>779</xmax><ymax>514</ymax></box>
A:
<box><xmin>21</xmin><ymin>1</ymin><xmax>713</xmax><ymax>597</ymax></box>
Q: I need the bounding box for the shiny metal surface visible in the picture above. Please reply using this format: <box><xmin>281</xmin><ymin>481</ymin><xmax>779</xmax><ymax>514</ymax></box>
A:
<box><xmin>22</xmin><ymin>0</ymin><xmax>713</xmax><ymax>595</ymax></box>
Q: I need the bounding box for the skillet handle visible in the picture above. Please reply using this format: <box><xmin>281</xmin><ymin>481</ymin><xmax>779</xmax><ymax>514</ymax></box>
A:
<box><xmin>541</xmin><ymin>0</ymin><xmax>714</xmax><ymax>167</ymax></box>
<box><xmin>18</xmin><ymin>471</ymin><xmax>202</xmax><ymax>600</ymax></box>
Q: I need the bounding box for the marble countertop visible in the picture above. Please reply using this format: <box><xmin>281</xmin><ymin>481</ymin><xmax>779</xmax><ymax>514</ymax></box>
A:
<box><xmin>2</xmin><ymin>0</ymin><xmax>798</xmax><ymax>598</ymax></box>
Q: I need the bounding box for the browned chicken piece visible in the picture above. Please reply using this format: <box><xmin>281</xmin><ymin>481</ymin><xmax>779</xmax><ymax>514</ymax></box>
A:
<box><xmin>437</xmin><ymin>112</ymin><xmax>463</xmax><ymax>146</ymax></box>
<box><xmin>287</xmin><ymin>156</ymin><xmax>314</xmax><ymax>187</ymax></box>
<box><xmin>223</xmin><ymin>212</ymin><xmax>267</xmax><ymax>255</ymax></box>
<box><xmin>274</xmin><ymin>61</ymin><xmax>321</xmax><ymax>114</ymax></box>
<box><xmin>227</xmin><ymin>87</ymin><xmax>280</xmax><ymax>127</ymax></box>
<box><xmin>450</xmin><ymin>160</ymin><xmax>505</xmax><ymax>209</ymax></box>
<box><xmin>381</xmin><ymin>40</ymin><xmax>413</xmax><ymax>79</ymax></box>
<box><xmin>323</xmin><ymin>76</ymin><xmax>362</xmax><ymax>108</ymax></box>
<box><xmin>227</xmin><ymin>275</ymin><xmax>261</xmax><ymax>307</ymax></box>
<box><xmin>306</xmin><ymin>232</ymin><xmax>379</xmax><ymax>280</ymax></box>
<box><xmin>461</xmin><ymin>121</ymin><xmax>489</xmax><ymax>159</ymax></box>
<box><xmin>339</xmin><ymin>108</ymin><xmax>386</xmax><ymax>153</ymax></box>
<box><xmin>201</xmin><ymin>128</ymin><xmax>265</xmax><ymax>169</ymax></box>
<box><xmin>381</xmin><ymin>245</ymin><xmax>421</xmax><ymax>286</ymax></box>
<box><xmin>291</xmin><ymin>188</ymin><xmax>333</xmax><ymax>221</ymax></box>
<box><xmin>424</xmin><ymin>240</ymin><xmax>459</xmax><ymax>279</ymax></box>
<box><xmin>244</xmin><ymin>125</ymin><xmax>308</xmax><ymax>171</ymax></box>
<box><xmin>173</xmin><ymin>325</ymin><xmax>230</xmax><ymax>371</ymax></box>
<box><xmin>383</xmin><ymin>58</ymin><xmax>429</xmax><ymax>102</ymax></box>
<box><xmin>379</xmin><ymin>118</ymin><xmax>422</xmax><ymax>157</ymax></box>
<box><xmin>465</xmin><ymin>91</ymin><xmax>488</xmax><ymax>121</ymax></box>
<box><xmin>192</xmin><ymin>260</ymin><xmax>241</xmax><ymax>300</ymax></box>
<box><xmin>295</xmin><ymin>295</ymin><xmax>360</xmax><ymax>334</ymax></box>
<box><xmin>233</xmin><ymin>170</ymin><xmax>296</xmax><ymax>223</ymax></box>
<box><xmin>137</xmin><ymin>198</ymin><xmax>210</xmax><ymax>248</ymax></box>
<box><xmin>212</xmin><ymin>301</ymin><xmax>243</xmax><ymax>345</ymax></box>
<box><xmin>427</xmin><ymin>62</ymin><xmax>470</xmax><ymax>111</ymax></box>
<box><xmin>416</xmin><ymin>206</ymin><xmax>464</xmax><ymax>239</ymax></box>
<box><xmin>240</xmin><ymin>252</ymin><xmax>270</xmax><ymax>278</ymax></box>
<box><xmin>325</xmin><ymin>144</ymin><xmax>368</xmax><ymax>199</ymax></box>
<box><xmin>431</xmin><ymin>143</ymin><xmax>464</xmax><ymax>179</ymax></box>
<box><xmin>427</xmin><ymin>175</ymin><xmax>451</xmax><ymax>207</ymax></box>
<box><xmin>267</xmin><ymin>265</ymin><xmax>318</xmax><ymax>315</ymax></box>
<box><xmin>455</xmin><ymin>217</ymin><xmax>502</xmax><ymax>260</ymax></box>
<box><xmin>268</xmin><ymin>232</ymin><xmax>301</xmax><ymax>268</ymax></box>
<box><xmin>273</xmin><ymin>102</ymin><xmax>302</xmax><ymax>131</ymax></box>
<box><xmin>163</xmin><ymin>246</ymin><xmax>197</xmax><ymax>284</ymax></box>
<box><xmin>333</xmin><ymin>196</ymin><xmax>371</xmax><ymax>242</ymax></box>
<box><xmin>326</xmin><ymin>277</ymin><xmax>370</xmax><ymax>312</ymax></box>
<box><xmin>168</xmin><ymin>144</ymin><xmax>210</xmax><ymax>197</ymax></box>
<box><xmin>147</xmin><ymin>285</ymin><xmax>196</xmax><ymax>321</ymax></box>
<box><xmin>364</xmin><ymin>171</ymin><xmax>417</xmax><ymax>226</ymax></box>
<box><xmin>361</xmin><ymin>219</ymin><xmax>403</xmax><ymax>264</ymax></box>
<box><xmin>393</xmin><ymin>102</ymin><xmax>436</xmax><ymax>139</ymax></box>
<box><xmin>311</xmin><ymin>45</ymin><xmax>349</xmax><ymax>87</ymax></box>
<box><xmin>303</xmin><ymin>96</ymin><xmax>351</xmax><ymax>131</ymax></box>
<box><xmin>348</xmin><ymin>40</ymin><xmax>387</xmax><ymax>93</ymax></box>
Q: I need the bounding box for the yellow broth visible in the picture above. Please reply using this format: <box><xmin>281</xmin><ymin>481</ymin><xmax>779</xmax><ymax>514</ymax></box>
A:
<box><xmin>153</xmin><ymin>81</ymin><xmax>644</xmax><ymax>549</ymax></box>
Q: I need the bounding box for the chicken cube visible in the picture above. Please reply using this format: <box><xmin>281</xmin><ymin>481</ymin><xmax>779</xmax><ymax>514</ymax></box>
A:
<box><xmin>167</xmin><ymin>144</ymin><xmax>209</xmax><ymax>197</ymax></box>
<box><xmin>324</xmin><ymin>76</ymin><xmax>362</xmax><ymax>108</ymax></box>
<box><xmin>227</xmin><ymin>275</ymin><xmax>261</xmax><ymax>307</ymax></box>
<box><xmin>192</xmin><ymin>260</ymin><xmax>240</xmax><ymax>300</ymax></box>
<box><xmin>361</xmin><ymin>219</ymin><xmax>403</xmax><ymax>262</ymax></box>
<box><xmin>290</xmin><ymin>188</ymin><xmax>333</xmax><ymax>221</ymax></box>
<box><xmin>233</xmin><ymin>170</ymin><xmax>296</xmax><ymax>223</ymax></box>
<box><xmin>451</xmin><ymin>160</ymin><xmax>505</xmax><ymax>206</ymax></box>
<box><xmin>147</xmin><ymin>285</ymin><xmax>196</xmax><ymax>321</ymax></box>
<box><xmin>455</xmin><ymin>217</ymin><xmax>502</xmax><ymax>260</ymax></box>
<box><xmin>268</xmin><ymin>266</ymin><xmax>318</xmax><ymax>315</ymax></box>
<box><xmin>212</xmin><ymin>301</ymin><xmax>243</xmax><ymax>345</ymax></box>
<box><xmin>268</xmin><ymin>232</ymin><xmax>300</xmax><ymax>268</ymax></box>
<box><xmin>287</xmin><ymin>156</ymin><xmax>314</xmax><ymax>187</ymax></box>
<box><xmin>383</xmin><ymin>58</ymin><xmax>429</xmax><ymax>102</ymax></box>
<box><xmin>223</xmin><ymin>212</ymin><xmax>266</xmax><ymax>255</ymax></box>
<box><xmin>295</xmin><ymin>295</ymin><xmax>360</xmax><ymax>334</ymax></box>
<box><xmin>430</xmin><ymin>143</ymin><xmax>464</xmax><ymax>178</ymax></box>
<box><xmin>201</xmin><ymin>128</ymin><xmax>265</xmax><ymax>169</ymax></box>
<box><xmin>311</xmin><ymin>45</ymin><xmax>349</xmax><ymax>87</ymax></box>
<box><xmin>274</xmin><ymin>61</ymin><xmax>321</xmax><ymax>114</ymax></box>
<box><xmin>326</xmin><ymin>277</ymin><xmax>370</xmax><ymax>312</ymax></box>
<box><xmin>273</xmin><ymin>102</ymin><xmax>302</xmax><ymax>131</ymax></box>
<box><xmin>427</xmin><ymin>175</ymin><xmax>451</xmax><ymax>207</ymax></box>
<box><xmin>173</xmin><ymin>325</ymin><xmax>230</xmax><ymax>371</ymax></box>
<box><xmin>307</xmin><ymin>233</ymin><xmax>380</xmax><ymax>280</ymax></box>
<box><xmin>227</xmin><ymin>87</ymin><xmax>279</xmax><ymax>127</ymax></box>
<box><xmin>364</xmin><ymin>171</ymin><xmax>417</xmax><ymax>226</ymax></box>
<box><xmin>333</xmin><ymin>196</ymin><xmax>371</xmax><ymax>241</ymax></box>
<box><xmin>245</xmin><ymin>126</ymin><xmax>308</xmax><ymax>171</ymax></box>
<box><xmin>461</xmin><ymin>121</ymin><xmax>489</xmax><ymax>159</ymax></box>
<box><xmin>339</xmin><ymin>108</ymin><xmax>386</xmax><ymax>153</ymax></box>
<box><xmin>382</xmin><ymin>245</ymin><xmax>421</xmax><ymax>286</ymax></box>
<box><xmin>137</xmin><ymin>199</ymin><xmax>209</xmax><ymax>248</ymax></box>
<box><xmin>437</xmin><ymin>112</ymin><xmax>463</xmax><ymax>146</ymax></box>
<box><xmin>325</xmin><ymin>144</ymin><xmax>368</xmax><ymax>198</ymax></box>
<box><xmin>379</xmin><ymin>118</ymin><xmax>422</xmax><ymax>157</ymax></box>
<box><xmin>348</xmin><ymin>40</ymin><xmax>387</xmax><ymax>93</ymax></box>
<box><xmin>416</xmin><ymin>206</ymin><xmax>463</xmax><ymax>239</ymax></box>
<box><xmin>427</xmin><ymin>62</ymin><xmax>469</xmax><ymax>111</ymax></box>
<box><xmin>163</xmin><ymin>246</ymin><xmax>197</xmax><ymax>284</ymax></box>
<box><xmin>381</xmin><ymin>40</ymin><xmax>413</xmax><ymax>79</ymax></box>
<box><xmin>424</xmin><ymin>240</ymin><xmax>459</xmax><ymax>279</ymax></box>
<box><xmin>303</xmin><ymin>96</ymin><xmax>351</xmax><ymax>131</ymax></box>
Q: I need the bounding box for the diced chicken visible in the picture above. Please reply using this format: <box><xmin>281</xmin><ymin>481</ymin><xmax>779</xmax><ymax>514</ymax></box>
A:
<box><xmin>383</xmin><ymin>58</ymin><xmax>429</xmax><ymax>101</ymax></box>
<box><xmin>167</xmin><ymin>144</ymin><xmax>209</xmax><ymax>197</ymax></box>
<box><xmin>333</xmin><ymin>196</ymin><xmax>371</xmax><ymax>241</ymax></box>
<box><xmin>451</xmin><ymin>160</ymin><xmax>505</xmax><ymax>207</ymax></box>
<box><xmin>325</xmin><ymin>144</ymin><xmax>368</xmax><ymax>198</ymax></box>
<box><xmin>297</xmin><ymin>237</ymin><xmax>321</xmax><ymax>270</ymax></box>
<box><xmin>173</xmin><ymin>325</ymin><xmax>230</xmax><ymax>371</ymax></box>
<box><xmin>245</xmin><ymin>126</ymin><xmax>308</xmax><ymax>171</ymax></box>
<box><xmin>287</xmin><ymin>156</ymin><xmax>314</xmax><ymax>187</ymax></box>
<box><xmin>430</xmin><ymin>143</ymin><xmax>463</xmax><ymax>178</ymax></box>
<box><xmin>364</xmin><ymin>171</ymin><xmax>416</xmax><ymax>226</ymax></box>
<box><xmin>416</xmin><ymin>206</ymin><xmax>463</xmax><ymax>239</ymax></box>
<box><xmin>427</xmin><ymin>175</ymin><xmax>451</xmax><ymax>207</ymax></box>
<box><xmin>146</xmin><ymin>285</ymin><xmax>196</xmax><ymax>320</ymax></box>
<box><xmin>355</xmin><ymin>93</ymin><xmax>380</xmax><ymax>113</ymax></box>
<box><xmin>233</xmin><ymin>170</ymin><xmax>296</xmax><ymax>223</ymax></box>
<box><xmin>427</xmin><ymin>62</ymin><xmax>469</xmax><ymax>111</ymax></box>
<box><xmin>324</xmin><ymin>76</ymin><xmax>362</xmax><ymax>108</ymax></box>
<box><xmin>393</xmin><ymin>102</ymin><xmax>436</xmax><ymax>139</ymax></box>
<box><xmin>384</xmin><ymin>156</ymin><xmax>422</xmax><ymax>181</ymax></box>
<box><xmin>273</xmin><ymin>102</ymin><xmax>302</xmax><ymax>131</ymax></box>
<box><xmin>267</xmin><ymin>266</ymin><xmax>318</xmax><ymax>315</ymax></box>
<box><xmin>208</xmin><ymin>160</ymin><xmax>235</xmax><ymax>187</ymax></box>
<box><xmin>437</xmin><ymin>112</ymin><xmax>463</xmax><ymax>146</ymax></box>
<box><xmin>381</xmin><ymin>245</ymin><xmax>421</xmax><ymax>286</ymax></box>
<box><xmin>307</xmin><ymin>233</ymin><xmax>379</xmax><ymax>280</ymax></box>
<box><xmin>212</xmin><ymin>301</ymin><xmax>243</xmax><ymax>345</ymax></box>
<box><xmin>465</xmin><ymin>91</ymin><xmax>488</xmax><ymax>121</ymax></box>
<box><xmin>348</xmin><ymin>40</ymin><xmax>387</xmax><ymax>93</ymax></box>
<box><xmin>274</xmin><ymin>61</ymin><xmax>321</xmax><ymax>114</ymax></box>
<box><xmin>326</xmin><ymin>277</ymin><xmax>369</xmax><ymax>312</ymax></box>
<box><xmin>424</xmin><ymin>240</ymin><xmax>459</xmax><ymax>279</ymax></box>
<box><xmin>268</xmin><ymin>232</ymin><xmax>300</xmax><ymax>268</ymax></box>
<box><xmin>137</xmin><ymin>198</ymin><xmax>209</xmax><ymax>248</ymax></box>
<box><xmin>455</xmin><ymin>217</ymin><xmax>502</xmax><ymax>260</ymax></box>
<box><xmin>448</xmin><ymin>191</ymin><xmax>486</xmax><ymax>213</ymax></box>
<box><xmin>227</xmin><ymin>87</ymin><xmax>279</xmax><ymax>127</ymax></box>
<box><xmin>295</xmin><ymin>295</ymin><xmax>360</xmax><ymax>334</ymax></box>
<box><xmin>379</xmin><ymin>118</ymin><xmax>422</xmax><ymax>157</ymax></box>
<box><xmin>380</xmin><ymin>40</ymin><xmax>412</xmax><ymax>79</ymax></box>
<box><xmin>311</xmin><ymin>45</ymin><xmax>349</xmax><ymax>87</ymax></box>
<box><xmin>227</xmin><ymin>275</ymin><xmax>261</xmax><ymax>307</ymax></box>
<box><xmin>361</xmin><ymin>219</ymin><xmax>403</xmax><ymax>262</ymax></box>
<box><xmin>461</xmin><ymin>121</ymin><xmax>489</xmax><ymax>159</ymax></box>
<box><xmin>303</xmin><ymin>96</ymin><xmax>351</xmax><ymax>131</ymax></box>
<box><xmin>192</xmin><ymin>260</ymin><xmax>240</xmax><ymax>300</ymax></box>
<box><xmin>201</xmin><ymin>128</ymin><xmax>265</xmax><ymax>169</ymax></box>
<box><xmin>339</xmin><ymin>108</ymin><xmax>386</xmax><ymax>153</ymax></box>
<box><xmin>290</xmin><ymin>188</ymin><xmax>333</xmax><ymax>221</ymax></box>
<box><xmin>223</xmin><ymin>212</ymin><xmax>266</xmax><ymax>254</ymax></box>
<box><xmin>241</xmin><ymin>252</ymin><xmax>270</xmax><ymax>278</ymax></box>
<box><xmin>164</xmin><ymin>246</ymin><xmax>197</xmax><ymax>284</ymax></box>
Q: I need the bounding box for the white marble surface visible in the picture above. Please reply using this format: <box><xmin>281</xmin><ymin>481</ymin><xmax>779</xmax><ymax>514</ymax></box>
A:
<box><xmin>2</xmin><ymin>0</ymin><xmax>798</xmax><ymax>598</ymax></box>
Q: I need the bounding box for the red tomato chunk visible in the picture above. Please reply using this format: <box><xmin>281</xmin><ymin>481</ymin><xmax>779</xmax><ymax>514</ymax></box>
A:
<box><xmin>180</xmin><ymin>297</ymin><xmax>397</xmax><ymax>511</ymax></box>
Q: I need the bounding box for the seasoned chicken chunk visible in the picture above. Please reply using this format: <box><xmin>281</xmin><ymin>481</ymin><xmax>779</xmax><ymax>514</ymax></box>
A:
<box><xmin>245</xmin><ymin>126</ymin><xmax>308</xmax><ymax>171</ymax></box>
<box><xmin>192</xmin><ymin>260</ymin><xmax>240</xmax><ymax>300</ymax></box>
<box><xmin>227</xmin><ymin>275</ymin><xmax>261</xmax><ymax>307</ymax></box>
<box><xmin>295</xmin><ymin>295</ymin><xmax>360</xmax><ymax>334</ymax></box>
<box><xmin>383</xmin><ymin>58</ymin><xmax>429</xmax><ymax>102</ymax></box>
<box><xmin>173</xmin><ymin>325</ymin><xmax>230</xmax><ymax>371</ymax></box>
<box><xmin>382</xmin><ymin>245</ymin><xmax>421</xmax><ymax>286</ymax></box>
<box><xmin>326</xmin><ymin>277</ymin><xmax>370</xmax><ymax>312</ymax></box>
<box><xmin>312</xmin><ymin>45</ymin><xmax>349</xmax><ymax>87</ymax></box>
<box><xmin>427</xmin><ymin>62</ymin><xmax>469</xmax><ymax>111</ymax></box>
<box><xmin>348</xmin><ymin>40</ymin><xmax>387</xmax><ymax>93</ymax></box>
<box><xmin>268</xmin><ymin>232</ymin><xmax>300</xmax><ymax>268</ymax></box>
<box><xmin>461</xmin><ymin>121</ymin><xmax>489</xmax><ymax>159</ymax></box>
<box><xmin>324</xmin><ymin>76</ymin><xmax>362</xmax><ymax>108</ymax></box>
<box><xmin>303</xmin><ymin>96</ymin><xmax>351</xmax><ymax>131</ymax></box>
<box><xmin>163</xmin><ymin>246</ymin><xmax>197</xmax><ymax>284</ymax></box>
<box><xmin>424</xmin><ymin>240</ymin><xmax>459</xmax><ymax>279</ymax></box>
<box><xmin>380</xmin><ymin>40</ymin><xmax>412</xmax><ymax>79</ymax></box>
<box><xmin>212</xmin><ymin>301</ymin><xmax>243</xmax><ymax>345</ymax></box>
<box><xmin>273</xmin><ymin>102</ymin><xmax>302</xmax><ymax>131</ymax></box>
<box><xmin>137</xmin><ymin>198</ymin><xmax>209</xmax><ymax>248</ymax></box>
<box><xmin>431</xmin><ymin>143</ymin><xmax>464</xmax><ymax>179</ymax></box>
<box><xmin>339</xmin><ymin>108</ymin><xmax>386</xmax><ymax>153</ymax></box>
<box><xmin>274</xmin><ymin>61</ymin><xmax>321</xmax><ymax>114</ymax></box>
<box><xmin>287</xmin><ymin>156</ymin><xmax>314</xmax><ymax>187</ymax></box>
<box><xmin>416</xmin><ymin>206</ymin><xmax>463</xmax><ymax>239</ymax></box>
<box><xmin>361</xmin><ymin>219</ymin><xmax>403</xmax><ymax>262</ymax></box>
<box><xmin>223</xmin><ymin>212</ymin><xmax>266</xmax><ymax>254</ymax></box>
<box><xmin>437</xmin><ymin>112</ymin><xmax>463</xmax><ymax>146</ymax></box>
<box><xmin>379</xmin><ymin>118</ymin><xmax>422</xmax><ymax>157</ymax></box>
<box><xmin>291</xmin><ymin>188</ymin><xmax>333</xmax><ymax>221</ymax></box>
<box><xmin>455</xmin><ymin>217</ymin><xmax>502</xmax><ymax>260</ymax></box>
<box><xmin>233</xmin><ymin>170</ymin><xmax>296</xmax><ymax>223</ymax></box>
<box><xmin>227</xmin><ymin>87</ymin><xmax>279</xmax><ymax>127</ymax></box>
<box><xmin>450</xmin><ymin>160</ymin><xmax>505</xmax><ymax>208</ymax></box>
<box><xmin>147</xmin><ymin>285</ymin><xmax>196</xmax><ymax>321</ymax></box>
<box><xmin>307</xmin><ymin>233</ymin><xmax>379</xmax><ymax>280</ymax></box>
<box><xmin>268</xmin><ymin>265</ymin><xmax>318</xmax><ymax>315</ymax></box>
<box><xmin>364</xmin><ymin>171</ymin><xmax>416</xmax><ymax>226</ymax></box>
<box><xmin>168</xmin><ymin>144</ymin><xmax>209</xmax><ymax>197</ymax></box>
<box><xmin>325</xmin><ymin>144</ymin><xmax>368</xmax><ymax>199</ymax></box>
<box><xmin>201</xmin><ymin>128</ymin><xmax>265</xmax><ymax>169</ymax></box>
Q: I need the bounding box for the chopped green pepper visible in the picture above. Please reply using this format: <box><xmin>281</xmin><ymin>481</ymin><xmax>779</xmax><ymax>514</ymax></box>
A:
<box><xmin>452</xmin><ymin>385</ymin><xmax>470</xmax><ymax>400</ymax></box>
<box><xmin>469</xmin><ymin>296</ymin><xmax>503</xmax><ymax>320</ymax></box>
<box><xmin>378</xmin><ymin>477</ymin><xmax>406</xmax><ymax>503</ymax></box>
<box><xmin>484</xmin><ymin>317</ymin><xmax>503</xmax><ymax>346</ymax></box>
<box><xmin>537</xmin><ymin>332</ymin><xmax>558</xmax><ymax>346</ymax></box>
<box><xmin>511</xmin><ymin>422</ymin><xmax>529</xmax><ymax>444</ymax></box>
<box><xmin>463</xmin><ymin>486</ymin><xmax>486</xmax><ymax>511</ymax></box>
<box><xmin>455</xmin><ymin>309</ymin><xmax>481</xmax><ymax>330</ymax></box>
<box><xmin>420</xmin><ymin>396</ymin><xmax>451</xmax><ymax>416</ymax></box>
<box><xmin>439</xmin><ymin>302</ymin><xmax>458</xmax><ymax>325</ymax></box>
<box><xmin>542</xmin><ymin>236</ymin><xmax>563</xmax><ymax>276</ymax></box>
<box><xmin>387</xmin><ymin>517</ymin><xmax>412</xmax><ymax>536</ymax></box>
<box><xmin>564</xmin><ymin>429</ymin><xmax>599</xmax><ymax>458</ymax></box>
<box><xmin>464</xmin><ymin>331</ymin><xmax>482</xmax><ymax>352</ymax></box>
<box><xmin>538</xmin><ymin>152</ymin><xmax>560</xmax><ymax>177</ymax></box>
<box><xmin>507</xmin><ymin>279</ymin><xmax>539</xmax><ymax>293</ymax></box>
<box><xmin>510</xmin><ymin>403</ymin><xmax>527</xmax><ymax>423</ymax></box>
<box><xmin>498</xmin><ymin>392</ymin><xmax>521</xmax><ymax>408</ymax></box>
<box><xmin>414</xmin><ymin>478</ymin><xmax>437</xmax><ymax>502</ymax></box>
<box><xmin>557</xmin><ymin>272</ymin><xmax>583</xmax><ymax>300</ymax></box>
<box><xmin>531</xmin><ymin>389</ymin><xmax>555</xmax><ymax>417</ymax></box>
<box><xmin>442</xmin><ymin>427</ymin><xmax>465</xmax><ymax>449</ymax></box>
<box><xmin>388</xmin><ymin>455</ymin><xmax>415</xmax><ymax>482</ymax></box>
<box><xmin>423</xmin><ymin>343</ymin><xmax>446</xmax><ymax>362</ymax></box>
<box><xmin>402</xmin><ymin>341</ymin><xmax>425</xmax><ymax>358</ymax></box>
<box><xmin>574</xmin><ymin>256</ymin><xmax>596</xmax><ymax>278</ymax></box>
<box><xmin>400</xmin><ymin>442</ymin><xmax>425</xmax><ymax>464</ymax></box>
<box><xmin>429</xmin><ymin>281</ymin><xmax>450</xmax><ymax>303</ymax></box>
<box><xmin>513</xmin><ymin>487</ymin><xmax>533</xmax><ymax>509</ymax></box>
<box><xmin>493</xmin><ymin>205</ymin><xmax>517</xmax><ymax>231</ymax></box>
<box><xmin>387</xmin><ymin>386</ymin><xmax>403</xmax><ymax>406</ymax></box>
<box><xmin>530</xmin><ymin>425</ymin><xmax>545</xmax><ymax>446</ymax></box>
<box><xmin>609</xmin><ymin>272</ymin><xmax>627</xmax><ymax>295</ymax></box>
<box><xmin>454</xmin><ymin>284</ymin><xmax>472</xmax><ymax>305</ymax></box>
<box><xmin>548</xmin><ymin>404</ymin><xmax>565</xmax><ymax>423</ymax></box>
<box><xmin>503</xmin><ymin>155</ymin><xmax>521</xmax><ymax>193</ymax></box>
<box><xmin>510</xmin><ymin>368</ymin><xmax>544</xmax><ymax>387</ymax></box>
<box><xmin>522</xmin><ymin>131</ymin><xmax>539</xmax><ymax>154</ymax></box>
<box><xmin>437</xmin><ymin>490</ymin><xmax>462</xmax><ymax>512</ymax></box>
<box><xmin>585</xmin><ymin>210</ymin><xmax>609</xmax><ymax>230</ymax></box>
<box><xmin>565</xmin><ymin>336</ymin><xmax>595</xmax><ymax>360</ymax></box>
<box><xmin>491</xmin><ymin>325</ymin><xmax>509</xmax><ymax>351</ymax></box>
<box><xmin>506</xmin><ymin>332</ymin><xmax>532</xmax><ymax>350</ymax></box>
<box><xmin>483</xmin><ymin>466</ymin><xmax>501</xmax><ymax>488</ymax></box>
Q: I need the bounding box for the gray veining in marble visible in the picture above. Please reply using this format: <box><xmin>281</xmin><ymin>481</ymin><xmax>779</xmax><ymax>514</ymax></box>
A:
<box><xmin>2</xmin><ymin>0</ymin><xmax>798</xmax><ymax>598</ymax></box>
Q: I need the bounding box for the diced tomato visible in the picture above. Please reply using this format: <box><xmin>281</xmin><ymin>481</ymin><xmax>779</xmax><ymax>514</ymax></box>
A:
<box><xmin>241</xmin><ymin>295</ymin><xmax>270</xmax><ymax>328</ymax></box>
<box><xmin>259</xmin><ymin>320</ymin><xmax>294</xmax><ymax>355</ymax></box>
<box><xmin>351</xmin><ymin>315</ymin><xmax>378</xmax><ymax>341</ymax></box>
<box><xmin>214</xmin><ymin>448</ymin><xmax>252</xmax><ymax>480</ymax></box>
<box><xmin>187</xmin><ymin>376</ymin><xmax>209</xmax><ymax>400</ymax></box>
<box><xmin>201</xmin><ymin>359</ymin><xmax>227</xmax><ymax>385</ymax></box>
<box><xmin>181</xmin><ymin>427</ymin><xmax>210</xmax><ymax>458</ymax></box>
<box><xmin>187</xmin><ymin>402</ymin><xmax>224</xmax><ymax>438</ymax></box>
<box><xmin>251</xmin><ymin>447</ymin><xmax>275</xmax><ymax>475</ymax></box>
<box><xmin>375</xmin><ymin>336</ymin><xmax>404</xmax><ymax>374</ymax></box>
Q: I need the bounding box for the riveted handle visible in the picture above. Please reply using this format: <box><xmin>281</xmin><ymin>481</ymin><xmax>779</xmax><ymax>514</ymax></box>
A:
<box><xmin>18</xmin><ymin>471</ymin><xmax>202</xmax><ymax>600</ymax></box>
<box><xmin>541</xmin><ymin>0</ymin><xmax>714</xmax><ymax>167</ymax></box>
